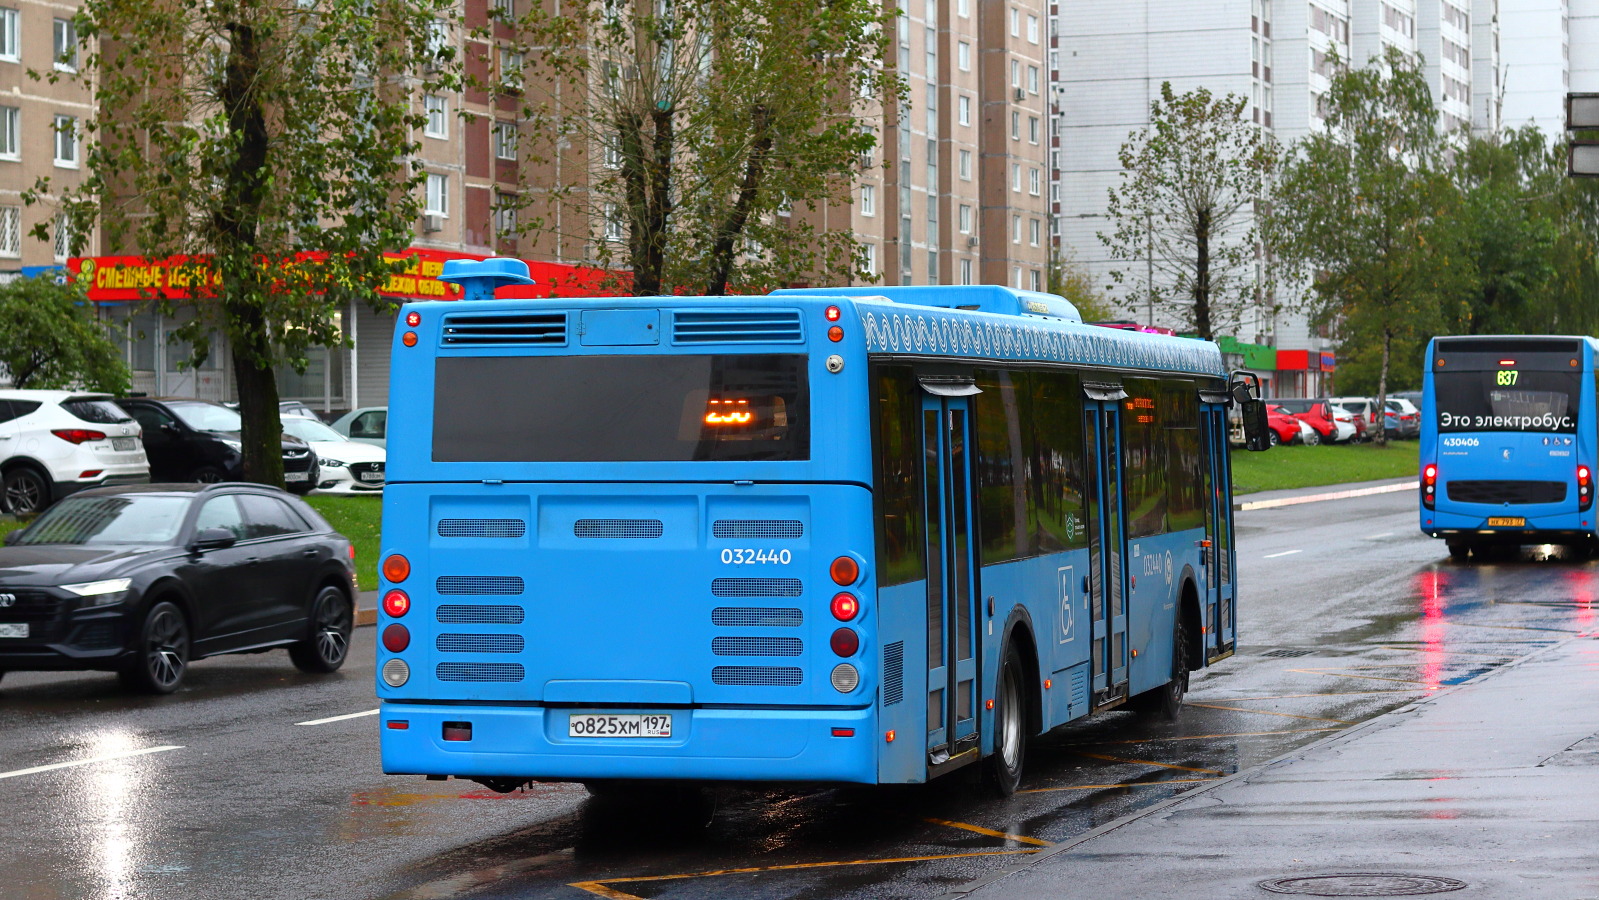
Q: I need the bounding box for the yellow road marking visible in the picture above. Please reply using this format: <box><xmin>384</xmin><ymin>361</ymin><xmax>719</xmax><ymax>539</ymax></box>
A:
<box><xmin>1185</xmin><ymin>703</ymin><xmax>1354</xmax><ymax>724</ymax></box>
<box><xmin>1018</xmin><ymin>777</ymin><xmax>1220</xmax><ymax>794</ymax></box>
<box><xmin>923</xmin><ymin>817</ymin><xmax>1052</xmax><ymax>846</ymax></box>
<box><xmin>568</xmin><ymin>850</ymin><xmax>1040</xmax><ymax>899</ymax></box>
<box><xmin>1074</xmin><ymin>751</ymin><xmax>1226</xmax><ymax>775</ymax></box>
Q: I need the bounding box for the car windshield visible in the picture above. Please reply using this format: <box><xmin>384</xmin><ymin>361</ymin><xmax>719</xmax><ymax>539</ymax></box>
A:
<box><xmin>281</xmin><ymin>417</ymin><xmax>346</xmax><ymax>443</ymax></box>
<box><xmin>18</xmin><ymin>495</ymin><xmax>190</xmax><ymax>545</ymax></box>
<box><xmin>168</xmin><ymin>402</ymin><xmax>242</xmax><ymax>433</ymax></box>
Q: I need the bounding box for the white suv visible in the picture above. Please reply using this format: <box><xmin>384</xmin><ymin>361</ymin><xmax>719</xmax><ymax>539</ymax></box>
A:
<box><xmin>0</xmin><ymin>391</ymin><xmax>150</xmax><ymax>514</ymax></box>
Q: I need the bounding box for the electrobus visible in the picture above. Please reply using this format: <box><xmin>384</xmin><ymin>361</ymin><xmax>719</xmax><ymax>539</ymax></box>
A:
<box><xmin>1420</xmin><ymin>335</ymin><xmax>1599</xmax><ymax>560</ymax></box>
<box><xmin>376</xmin><ymin>259</ymin><xmax>1264</xmax><ymax>795</ymax></box>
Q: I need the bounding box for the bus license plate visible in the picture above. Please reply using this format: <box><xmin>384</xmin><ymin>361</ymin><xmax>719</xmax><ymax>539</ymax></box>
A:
<box><xmin>568</xmin><ymin>714</ymin><xmax>673</xmax><ymax>738</ymax></box>
<box><xmin>1487</xmin><ymin>517</ymin><xmax>1525</xmax><ymax>527</ymax></box>
<box><xmin>0</xmin><ymin>623</ymin><xmax>27</xmax><ymax>638</ymax></box>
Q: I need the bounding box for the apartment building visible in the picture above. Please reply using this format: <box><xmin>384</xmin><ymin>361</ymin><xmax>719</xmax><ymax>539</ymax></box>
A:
<box><xmin>1051</xmin><ymin>0</ymin><xmax>1493</xmax><ymax>397</ymax></box>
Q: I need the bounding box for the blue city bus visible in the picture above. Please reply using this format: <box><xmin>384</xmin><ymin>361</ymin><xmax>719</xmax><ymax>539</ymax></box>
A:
<box><xmin>376</xmin><ymin>260</ymin><xmax>1259</xmax><ymax>794</ymax></box>
<box><xmin>1420</xmin><ymin>334</ymin><xmax>1599</xmax><ymax>560</ymax></box>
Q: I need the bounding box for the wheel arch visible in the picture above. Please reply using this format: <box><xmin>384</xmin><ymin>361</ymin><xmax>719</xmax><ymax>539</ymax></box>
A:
<box><xmin>997</xmin><ymin>606</ymin><xmax>1043</xmax><ymax>737</ymax></box>
<box><xmin>135</xmin><ymin>577</ymin><xmax>198</xmax><ymax>641</ymax></box>
<box><xmin>1177</xmin><ymin>569</ymin><xmax>1203</xmax><ymax>670</ymax></box>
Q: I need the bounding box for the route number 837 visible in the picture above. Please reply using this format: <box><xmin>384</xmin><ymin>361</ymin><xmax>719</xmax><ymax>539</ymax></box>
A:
<box><xmin>721</xmin><ymin>548</ymin><xmax>793</xmax><ymax>565</ymax></box>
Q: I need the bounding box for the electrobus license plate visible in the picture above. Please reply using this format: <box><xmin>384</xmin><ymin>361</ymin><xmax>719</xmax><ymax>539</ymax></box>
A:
<box><xmin>1487</xmin><ymin>517</ymin><xmax>1525</xmax><ymax>527</ymax></box>
<box><xmin>569</xmin><ymin>714</ymin><xmax>673</xmax><ymax>738</ymax></box>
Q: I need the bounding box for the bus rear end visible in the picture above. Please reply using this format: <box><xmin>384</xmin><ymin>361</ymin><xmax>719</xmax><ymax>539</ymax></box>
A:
<box><xmin>1421</xmin><ymin>336</ymin><xmax>1598</xmax><ymax>557</ymax></box>
<box><xmin>376</xmin><ymin>296</ymin><xmax>882</xmax><ymax>786</ymax></box>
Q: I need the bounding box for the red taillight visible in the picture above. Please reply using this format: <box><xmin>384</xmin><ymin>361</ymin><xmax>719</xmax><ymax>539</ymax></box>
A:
<box><xmin>831</xmin><ymin>727</ymin><xmax>854</xmax><ymax>737</ymax></box>
<box><xmin>78</xmin><ymin>470</ymin><xmax>103</xmax><ymax>479</ymax></box>
<box><xmin>830</xmin><ymin>592</ymin><xmax>860</xmax><ymax>621</ymax></box>
<box><xmin>347</xmin><ymin>544</ymin><xmax>357</xmax><ymax>563</ymax></box>
<box><xmin>51</xmin><ymin>428</ymin><xmax>107</xmax><ymax>445</ymax></box>
<box><xmin>382</xmin><ymin>589</ymin><xmax>411</xmax><ymax>618</ymax></box>
<box><xmin>402</xmin><ymin>331</ymin><xmax>418</xmax><ymax>347</ymax></box>
<box><xmin>825</xmin><ymin>305</ymin><xmax>841</xmax><ymax>322</ymax></box>
<box><xmin>382</xmin><ymin>554</ymin><xmax>410</xmax><ymax>583</ymax></box>
<box><xmin>829</xmin><ymin>555</ymin><xmax>860</xmax><ymax>585</ymax></box>
<box><xmin>1423</xmin><ymin>464</ymin><xmax>1437</xmax><ymax>510</ymax></box>
<box><xmin>387</xmin><ymin>720</ymin><xmax>409</xmax><ymax>730</ymax></box>
<box><xmin>828</xmin><ymin>325</ymin><xmax>844</xmax><ymax>342</ymax></box>
<box><xmin>405</xmin><ymin>310</ymin><xmax>421</xmax><ymax>327</ymax></box>
<box><xmin>382</xmin><ymin>623</ymin><xmax>410</xmax><ymax>652</ymax></box>
<box><xmin>830</xmin><ymin>627</ymin><xmax>859</xmax><ymax>656</ymax></box>
<box><xmin>442</xmin><ymin>722</ymin><xmax>472</xmax><ymax>742</ymax></box>
<box><xmin>1581</xmin><ymin>466</ymin><xmax>1593</xmax><ymax>511</ymax></box>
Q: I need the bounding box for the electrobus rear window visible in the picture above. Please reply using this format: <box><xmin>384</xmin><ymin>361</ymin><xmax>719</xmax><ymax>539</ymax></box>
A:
<box><xmin>432</xmin><ymin>354</ymin><xmax>809</xmax><ymax>461</ymax></box>
<box><xmin>1433</xmin><ymin>370</ymin><xmax>1580</xmax><ymax>433</ymax></box>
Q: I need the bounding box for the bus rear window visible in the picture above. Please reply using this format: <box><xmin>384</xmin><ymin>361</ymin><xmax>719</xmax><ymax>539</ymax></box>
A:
<box><xmin>1434</xmin><ymin>370</ymin><xmax>1579</xmax><ymax>433</ymax></box>
<box><xmin>433</xmin><ymin>354</ymin><xmax>809</xmax><ymax>462</ymax></box>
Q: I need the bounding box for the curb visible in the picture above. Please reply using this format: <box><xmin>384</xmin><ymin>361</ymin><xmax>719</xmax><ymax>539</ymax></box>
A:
<box><xmin>1233</xmin><ymin>480</ymin><xmax>1417</xmax><ymax>512</ymax></box>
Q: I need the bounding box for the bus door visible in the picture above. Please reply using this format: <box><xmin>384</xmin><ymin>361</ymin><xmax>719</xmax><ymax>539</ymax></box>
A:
<box><xmin>919</xmin><ymin>388</ymin><xmax>981</xmax><ymax>769</ymax></box>
<box><xmin>1199</xmin><ymin>401</ymin><xmax>1237</xmax><ymax>655</ymax></box>
<box><xmin>1082</xmin><ymin>389</ymin><xmax>1130</xmax><ymax>704</ymax></box>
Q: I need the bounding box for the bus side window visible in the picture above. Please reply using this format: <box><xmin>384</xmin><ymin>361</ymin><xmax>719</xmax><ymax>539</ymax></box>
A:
<box><xmin>973</xmin><ymin>368</ymin><xmax>1034</xmax><ymax>564</ymax></box>
<box><xmin>1030</xmin><ymin>370</ymin><xmax>1087</xmax><ymax>552</ymax></box>
<box><xmin>872</xmin><ymin>365</ymin><xmax>926</xmax><ymax>587</ymax></box>
<box><xmin>1122</xmin><ymin>377</ymin><xmax>1170</xmax><ymax>538</ymax></box>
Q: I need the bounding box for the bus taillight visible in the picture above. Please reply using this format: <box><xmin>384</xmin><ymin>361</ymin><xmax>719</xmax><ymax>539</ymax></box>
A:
<box><xmin>1580</xmin><ymin>466</ymin><xmax>1593</xmax><ymax>511</ymax></box>
<box><xmin>382</xmin><ymin>589</ymin><xmax>411</xmax><ymax>618</ymax></box>
<box><xmin>382</xmin><ymin>554</ymin><xmax>411</xmax><ymax>583</ymax></box>
<box><xmin>1423</xmin><ymin>464</ymin><xmax>1437</xmax><ymax>510</ymax></box>
<box><xmin>830</xmin><ymin>592</ymin><xmax>860</xmax><ymax>621</ymax></box>
<box><xmin>830</xmin><ymin>627</ymin><xmax>859</xmax><ymax>656</ymax></box>
<box><xmin>829</xmin><ymin>556</ymin><xmax>860</xmax><ymax>585</ymax></box>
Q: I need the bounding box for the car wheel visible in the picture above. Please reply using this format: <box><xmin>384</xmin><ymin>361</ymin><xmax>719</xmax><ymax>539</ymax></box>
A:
<box><xmin>986</xmin><ymin>644</ymin><xmax>1028</xmax><ymax>797</ymax></box>
<box><xmin>189</xmin><ymin>465</ymin><xmax>226</xmax><ymax>484</ymax></box>
<box><xmin>1268</xmin><ymin>430</ymin><xmax>1280</xmax><ymax>447</ymax></box>
<box><xmin>289</xmin><ymin>585</ymin><xmax>352</xmax><ymax>673</ymax></box>
<box><xmin>1303</xmin><ymin>430</ymin><xmax>1321</xmax><ymax>446</ymax></box>
<box><xmin>119</xmin><ymin>601</ymin><xmax>190</xmax><ymax>694</ymax></box>
<box><xmin>2</xmin><ymin>466</ymin><xmax>50</xmax><ymax>515</ymax></box>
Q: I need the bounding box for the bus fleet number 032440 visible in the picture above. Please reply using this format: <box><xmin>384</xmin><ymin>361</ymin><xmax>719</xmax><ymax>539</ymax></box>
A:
<box><xmin>720</xmin><ymin>548</ymin><xmax>793</xmax><ymax>565</ymax></box>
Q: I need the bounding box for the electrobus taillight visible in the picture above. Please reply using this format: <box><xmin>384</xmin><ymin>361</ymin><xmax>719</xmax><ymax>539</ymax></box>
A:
<box><xmin>830</xmin><ymin>627</ymin><xmax>859</xmax><ymax>656</ymax></box>
<box><xmin>382</xmin><ymin>554</ymin><xmax>410</xmax><ymax>583</ymax></box>
<box><xmin>1580</xmin><ymin>466</ymin><xmax>1593</xmax><ymax>511</ymax></box>
<box><xmin>382</xmin><ymin>623</ymin><xmax>410</xmax><ymax>652</ymax></box>
<box><xmin>1423</xmin><ymin>464</ymin><xmax>1437</xmax><ymax>510</ymax></box>
<box><xmin>382</xmin><ymin>590</ymin><xmax>411</xmax><ymax>618</ymax></box>
<box><xmin>829</xmin><ymin>556</ymin><xmax>860</xmax><ymax>585</ymax></box>
<box><xmin>830</xmin><ymin>592</ymin><xmax>859</xmax><ymax>621</ymax></box>
<box><xmin>825</xmin><ymin>305</ymin><xmax>841</xmax><ymax>322</ymax></box>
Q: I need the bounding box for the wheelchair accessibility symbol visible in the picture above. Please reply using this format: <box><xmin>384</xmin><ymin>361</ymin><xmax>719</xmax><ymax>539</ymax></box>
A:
<box><xmin>1058</xmin><ymin>566</ymin><xmax>1075</xmax><ymax>644</ymax></box>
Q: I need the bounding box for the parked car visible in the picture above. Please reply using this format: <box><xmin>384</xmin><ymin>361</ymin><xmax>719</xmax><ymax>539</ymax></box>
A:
<box><xmin>116</xmin><ymin>398</ymin><xmax>318</xmax><ymax>494</ymax></box>
<box><xmin>1264</xmin><ymin>404</ymin><xmax>1307</xmax><ymax>446</ymax></box>
<box><xmin>1271</xmin><ymin>398</ymin><xmax>1348</xmax><ymax>443</ymax></box>
<box><xmin>1329</xmin><ymin>397</ymin><xmax>1382</xmax><ymax>441</ymax></box>
<box><xmin>1384</xmin><ymin>397</ymin><xmax>1422</xmax><ymax>439</ymax></box>
<box><xmin>329</xmin><ymin>406</ymin><xmax>387</xmax><ymax>449</ymax></box>
<box><xmin>1329</xmin><ymin>404</ymin><xmax>1362</xmax><ymax>443</ymax></box>
<box><xmin>279</xmin><ymin>416</ymin><xmax>386</xmax><ymax>494</ymax></box>
<box><xmin>222</xmin><ymin>399</ymin><xmax>326</xmax><ymax>422</ymax></box>
<box><xmin>0</xmin><ymin>391</ymin><xmax>151</xmax><ymax>515</ymax></box>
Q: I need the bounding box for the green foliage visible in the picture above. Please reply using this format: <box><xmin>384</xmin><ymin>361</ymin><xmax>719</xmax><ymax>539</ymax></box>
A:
<box><xmin>1101</xmin><ymin>82</ymin><xmax>1281</xmax><ymax>340</ymax></box>
<box><xmin>0</xmin><ymin>276</ymin><xmax>129</xmax><ymax>393</ymax></box>
<box><xmin>306</xmin><ymin>495</ymin><xmax>380</xmax><ymax>590</ymax></box>
<box><xmin>503</xmin><ymin>0</ymin><xmax>897</xmax><ymax>295</ymax></box>
<box><xmin>37</xmin><ymin>0</ymin><xmax>457</xmax><ymax>487</ymax></box>
<box><xmin>1048</xmin><ymin>248</ymin><xmax>1117</xmax><ymax>322</ymax></box>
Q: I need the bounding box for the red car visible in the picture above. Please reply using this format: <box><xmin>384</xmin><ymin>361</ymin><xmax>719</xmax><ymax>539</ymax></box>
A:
<box><xmin>1272</xmin><ymin>398</ymin><xmax>1338</xmax><ymax>443</ymax></box>
<box><xmin>1265</xmin><ymin>404</ymin><xmax>1308</xmax><ymax>446</ymax></box>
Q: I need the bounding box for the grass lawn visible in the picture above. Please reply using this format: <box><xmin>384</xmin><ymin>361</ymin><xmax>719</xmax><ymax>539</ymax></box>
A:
<box><xmin>306</xmin><ymin>495</ymin><xmax>382</xmax><ymax>591</ymax></box>
<box><xmin>1229</xmin><ymin>440</ymin><xmax>1420</xmax><ymax>495</ymax></box>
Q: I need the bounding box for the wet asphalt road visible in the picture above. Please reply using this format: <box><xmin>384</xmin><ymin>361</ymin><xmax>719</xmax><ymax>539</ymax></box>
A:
<box><xmin>2</xmin><ymin>488</ymin><xmax>1595</xmax><ymax>900</ymax></box>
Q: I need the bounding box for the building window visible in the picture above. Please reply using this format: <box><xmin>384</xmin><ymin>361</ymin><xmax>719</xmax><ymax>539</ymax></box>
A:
<box><xmin>1011</xmin><ymin>111</ymin><xmax>1019</xmax><ymax>140</ymax></box>
<box><xmin>491</xmin><ymin>0</ymin><xmax>515</xmax><ymax>16</ymax></box>
<box><xmin>0</xmin><ymin>9</ymin><xmax>17</xmax><ymax>63</ymax></box>
<box><xmin>0</xmin><ymin>205</ymin><xmax>18</xmax><ymax>257</ymax></box>
<box><xmin>958</xmin><ymin>41</ymin><xmax>970</xmax><ymax>71</ymax></box>
<box><xmin>0</xmin><ymin>106</ymin><xmax>16</xmax><ymax>160</ymax></box>
<box><xmin>960</xmin><ymin>258</ymin><xmax>972</xmax><ymax>284</ymax></box>
<box><xmin>1011</xmin><ymin>265</ymin><xmax>1022</xmax><ymax>288</ymax></box>
<box><xmin>959</xmin><ymin>149</ymin><xmax>971</xmax><ymax>180</ymax></box>
<box><xmin>53</xmin><ymin>211</ymin><xmax>70</xmax><ymax>261</ymax></box>
<box><xmin>603</xmin><ymin>202</ymin><xmax>624</xmax><ymax>241</ymax></box>
<box><xmin>1011</xmin><ymin>162</ymin><xmax>1021</xmax><ymax>191</ymax></box>
<box><xmin>1029</xmin><ymin>167</ymin><xmax>1040</xmax><ymax>195</ymax></box>
<box><xmin>1010</xmin><ymin>7</ymin><xmax>1019</xmax><ymax>36</ymax></box>
<box><xmin>1011</xmin><ymin>59</ymin><xmax>1020</xmax><ymax>87</ymax></box>
<box><xmin>494</xmin><ymin>195</ymin><xmax>517</xmax><ymax>240</ymax></box>
<box><xmin>426</xmin><ymin>19</ymin><xmax>450</xmax><ymax>60</ymax></box>
<box><xmin>1027</xmin><ymin>14</ymin><xmax>1038</xmax><ymax>43</ymax></box>
<box><xmin>499</xmin><ymin>49</ymin><xmax>523</xmax><ymax>91</ymax></box>
<box><xmin>861</xmin><ymin>183</ymin><xmax>875</xmax><ymax>216</ymax></box>
<box><xmin>1029</xmin><ymin>217</ymin><xmax>1040</xmax><ymax>245</ymax></box>
<box><xmin>604</xmin><ymin>134</ymin><xmax>623</xmax><ymax>168</ymax></box>
<box><xmin>493</xmin><ymin>121</ymin><xmax>517</xmax><ymax>160</ymax></box>
<box><xmin>1050</xmin><ymin>182</ymin><xmax>1059</xmax><ymax>203</ymax></box>
<box><xmin>957</xmin><ymin>0</ymin><xmax>968</xmax><ymax>18</ymax></box>
<box><xmin>1011</xmin><ymin>214</ymin><xmax>1021</xmax><ymax>243</ymax></box>
<box><xmin>1029</xmin><ymin>269</ymin><xmax>1041</xmax><ymax>291</ymax></box>
<box><xmin>958</xmin><ymin>95</ymin><xmax>971</xmax><ymax>126</ymax></box>
<box><xmin>863</xmin><ymin>242</ymin><xmax>876</xmax><ymax>275</ymax></box>
<box><xmin>424</xmin><ymin>95</ymin><xmax>447</xmax><ymax>138</ymax></box>
<box><xmin>1028</xmin><ymin>65</ymin><xmax>1039</xmax><ymax>93</ymax></box>
<box><xmin>425</xmin><ymin>172</ymin><xmax>448</xmax><ymax>216</ymax></box>
<box><xmin>1028</xmin><ymin>116</ymin><xmax>1039</xmax><ymax>143</ymax></box>
<box><xmin>53</xmin><ymin>18</ymin><xmax>75</xmax><ymax>72</ymax></box>
<box><xmin>53</xmin><ymin>115</ymin><xmax>76</xmax><ymax>167</ymax></box>
<box><xmin>958</xmin><ymin>204</ymin><xmax>971</xmax><ymax>233</ymax></box>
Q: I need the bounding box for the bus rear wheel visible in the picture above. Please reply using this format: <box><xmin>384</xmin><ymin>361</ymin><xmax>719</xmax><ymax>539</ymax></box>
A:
<box><xmin>986</xmin><ymin>645</ymin><xmax>1027</xmax><ymax>797</ymax></box>
<box><xmin>1132</xmin><ymin>614</ymin><xmax>1190</xmax><ymax>721</ymax></box>
<box><xmin>1446</xmin><ymin>541</ymin><xmax>1471</xmax><ymax>562</ymax></box>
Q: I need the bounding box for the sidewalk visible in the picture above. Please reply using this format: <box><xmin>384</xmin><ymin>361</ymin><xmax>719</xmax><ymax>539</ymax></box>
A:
<box><xmin>950</xmin><ymin>635</ymin><xmax>1599</xmax><ymax>899</ymax></box>
<box><xmin>1232</xmin><ymin>475</ymin><xmax>1419</xmax><ymax>511</ymax></box>
<box><xmin>356</xmin><ymin>589</ymin><xmax>378</xmax><ymax>627</ymax></box>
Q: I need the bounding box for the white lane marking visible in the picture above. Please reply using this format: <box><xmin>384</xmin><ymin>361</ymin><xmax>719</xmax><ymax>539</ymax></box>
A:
<box><xmin>0</xmin><ymin>745</ymin><xmax>184</xmax><ymax>780</ymax></box>
<box><xmin>1370</xmin><ymin>532</ymin><xmax>1394</xmax><ymax>539</ymax></box>
<box><xmin>1263</xmin><ymin>549</ymin><xmax>1303</xmax><ymax>559</ymax></box>
<box><xmin>1236</xmin><ymin>480</ymin><xmax>1418</xmax><ymax>511</ymax></box>
<box><xmin>297</xmin><ymin>709</ymin><xmax>379</xmax><ymax>726</ymax></box>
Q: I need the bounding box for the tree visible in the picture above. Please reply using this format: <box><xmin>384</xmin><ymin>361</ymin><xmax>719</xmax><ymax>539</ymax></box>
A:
<box><xmin>1100</xmin><ymin>82</ymin><xmax>1280</xmax><ymax>340</ymax></box>
<box><xmin>502</xmin><ymin>0</ymin><xmax>895</xmax><ymax>296</ymax></box>
<box><xmin>1269</xmin><ymin>49</ymin><xmax>1474</xmax><ymax>446</ymax></box>
<box><xmin>0</xmin><ymin>276</ymin><xmax>128</xmax><ymax>392</ymax></box>
<box><xmin>35</xmin><ymin>0</ymin><xmax>455</xmax><ymax>487</ymax></box>
<box><xmin>1047</xmin><ymin>247</ymin><xmax>1117</xmax><ymax>322</ymax></box>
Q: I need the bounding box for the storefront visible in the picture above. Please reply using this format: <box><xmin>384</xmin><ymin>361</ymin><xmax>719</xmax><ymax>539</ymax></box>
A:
<box><xmin>69</xmin><ymin>249</ymin><xmax>612</xmax><ymax>416</ymax></box>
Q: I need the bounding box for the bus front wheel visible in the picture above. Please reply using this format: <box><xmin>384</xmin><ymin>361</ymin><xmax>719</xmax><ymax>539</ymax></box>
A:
<box><xmin>1446</xmin><ymin>541</ymin><xmax>1471</xmax><ymax>562</ymax></box>
<box><xmin>986</xmin><ymin>645</ymin><xmax>1027</xmax><ymax>797</ymax></box>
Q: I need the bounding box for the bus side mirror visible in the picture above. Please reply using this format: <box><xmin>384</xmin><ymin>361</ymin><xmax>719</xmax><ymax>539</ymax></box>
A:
<box><xmin>1230</xmin><ymin>371</ymin><xmax>1272</xmax><ymax>452</ymax></box>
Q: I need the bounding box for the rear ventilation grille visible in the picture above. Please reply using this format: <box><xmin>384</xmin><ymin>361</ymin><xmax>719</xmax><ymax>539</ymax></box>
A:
<box><xmin>574</xmin><ymin>518</ymin><xmax>664</xmax><ymax>539</ymax></box>
<box><xmin>712</xmin><ymin>520</ymin><xmax>804</xmax><ymax>540</ymax></box>
<box><xmin>437</xmin><ymin>662</ymin><xmax>525</xmax><ymax>682</ymax></box>
<box><xmin>437</xmin><ymin>633</ymin><xmax>526</xmax><ymax>654</ymax></box>
<box><xmin>437</xmin><ymin>604</ymin><xmax>526</xmax><ymax>625</ymax></box>
<box><xmin>883</xmin><ymin>641</ymin><xmax>904</xmax><ymax>705</ymax></box>
<box><xmin>711</xmin><ymin>665</ymin><xmax>803</xmax><ymax>686</ymax></box>
<box><xmin>711</xmin><ymin>578</ymin><xmax>803</xmax><ymax>598</ymax></box>
<box><xmin>711</xmin><ymin>607</ymin><xmax>803</xmax><ymax>627</ymax></box>
<box><xmin>436</xmin><ymin>576</ymin><xmax>524</xmax><ymax>596</ymax></box>
<box><xmin>440</xmin><ymin>311</ymin><xmax>567</xmax><ymax>346</ymax></box>
<box><xmin>712</xmin><ymin>636</ymin><xmax>804</xmax><ymax>657</ymax></box>
<box><xmin>672</xmin><ymin>310</ymin><xmax>803</xmax><ymax>344</ymax></box>
<box><xmin>1445</xmin><ymin>479</ymin><xmax>1567</xmax><ymax>504</ymax></box>
<box><xmin>438</xmin><ymin>518</ymin><xmax>528</xmax><ymax>538</ymax></box>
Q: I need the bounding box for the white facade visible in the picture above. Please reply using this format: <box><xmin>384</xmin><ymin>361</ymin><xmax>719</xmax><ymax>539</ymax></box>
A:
<box><xmin>1496</xmin><ymin>0</ymin><xmax>1599</xmax><ymax>130</ymax></box>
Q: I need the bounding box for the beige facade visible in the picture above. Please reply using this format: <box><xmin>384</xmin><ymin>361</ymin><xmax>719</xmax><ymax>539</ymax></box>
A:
<box><xmin>0</xmin><ymin>0</ymin><xmax>92</xmax><ymax>277</ymax></box>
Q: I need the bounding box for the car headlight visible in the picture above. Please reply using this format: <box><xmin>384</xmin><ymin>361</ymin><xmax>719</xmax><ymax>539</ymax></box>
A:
<box><xmin>319</xmin><ymin>458</ymin><xmax>348</xmax><ymax>469</ymax></box>
<box><xmin>62</xmin><ymin>578</ymin><xmax>133</xmax><ymax>608</ymax></box>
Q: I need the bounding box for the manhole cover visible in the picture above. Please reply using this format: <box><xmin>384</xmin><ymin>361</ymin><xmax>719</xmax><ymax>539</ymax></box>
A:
<box><xmin>1260</xmin><ymin>874</ymin><xmax>1468</xmax><ymax>896</ymax></box>
<box><xmin>1262</xmin><ymin>648</ymin><xmax>1318</xmax><ymax>658</ymax></box>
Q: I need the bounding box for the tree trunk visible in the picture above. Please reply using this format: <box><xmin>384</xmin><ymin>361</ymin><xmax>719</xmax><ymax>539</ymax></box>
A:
<box><xmin>229</xmin><ymin>299</ymin><xmax>286</xmax><ymax>487</ymax></box>
<box><xmin>1376</xmin><ymin>324</ymin><xmax>1391</xmax><ymax>449</ymax></box>
<box><xmin>707</xmin><ymin>105</ymin><xmax>772</xmax><ymax>296</ymax></box>
<box><xmin>1193</xmin><ymin>207</ymin><xmax>1213</xmax><ymax>341</ymax></box>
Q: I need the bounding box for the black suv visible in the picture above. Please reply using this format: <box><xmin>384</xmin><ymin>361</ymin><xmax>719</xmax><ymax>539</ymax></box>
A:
<box><xmin>117</xmin><ymin>398</ymin><xmax>318</xmax><ymax>494</ymax></box>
